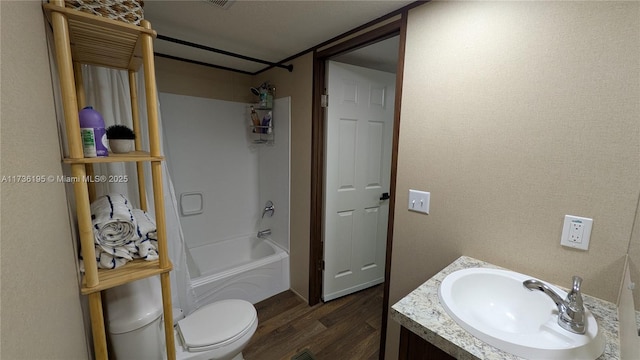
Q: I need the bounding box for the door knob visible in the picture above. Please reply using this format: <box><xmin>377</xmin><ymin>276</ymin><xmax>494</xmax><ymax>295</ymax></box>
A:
<box><xmin>380</xmin><ymin>192</ymin><xmax>390</xmax><ymax>201</ymax></box>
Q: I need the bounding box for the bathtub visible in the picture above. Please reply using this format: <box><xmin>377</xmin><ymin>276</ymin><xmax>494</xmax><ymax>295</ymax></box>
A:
<box><xmin>187</xmin><ymin>235</ymin><xmax>290</xmax><ymax>307</ymax></box>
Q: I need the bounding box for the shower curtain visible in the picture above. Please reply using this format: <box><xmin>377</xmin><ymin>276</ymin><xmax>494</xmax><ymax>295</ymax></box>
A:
<box><xmin>81</xmin><ymin>66</ymin><xmax>196</xmax><ymax>315</ymax></box>
<box><xmin>47</xmin><ymin>42</ymin><xmax>196</xmax><ymax>315</ymax></box>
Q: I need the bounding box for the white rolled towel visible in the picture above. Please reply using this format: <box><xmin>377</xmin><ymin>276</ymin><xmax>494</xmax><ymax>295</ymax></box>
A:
<box><xmin>132</xmin><ymin>209</ymin><xmax>159</xmax><ymax>261</ymax></box>
<box><xmin>90</xmin><ymin>193</ymin><xmax>137</xmax><ymax>247</ymax></box>
<box><xmin>82</xmin><ymin>195</ymin><xmax>160</xmax><ymax>270</ymax></box>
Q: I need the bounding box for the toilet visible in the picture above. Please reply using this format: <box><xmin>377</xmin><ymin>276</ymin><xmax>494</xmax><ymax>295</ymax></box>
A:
<box><xmin>105</xmin><ymin>276</ymin><xmax>258</xmax><ymax>360</ymax></box>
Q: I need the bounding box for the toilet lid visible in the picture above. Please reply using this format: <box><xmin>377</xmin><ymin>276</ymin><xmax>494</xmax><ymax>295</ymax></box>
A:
<box><xmin>178</xmin><ymin>299</ymin><xmax>257</xmax><ymax>352</ymax></box>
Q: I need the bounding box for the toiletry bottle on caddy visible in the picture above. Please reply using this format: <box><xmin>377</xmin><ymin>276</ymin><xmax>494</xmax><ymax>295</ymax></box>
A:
<box><xmin>250</xmin><ymin>106</ymin><xmax>261</xmax><ymax>133</ymax></box>
<box><xmin>261</xmin><ymin>111</ymin><xmax>272</xmax><ymax>134</ymax></box>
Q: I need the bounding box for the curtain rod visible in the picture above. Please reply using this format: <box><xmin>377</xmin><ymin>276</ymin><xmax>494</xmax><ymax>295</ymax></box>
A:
<box><xmin>154</xmin><ymin>52</ymin><xmax>254</xmax><ymax>75</ymax></box>
<box><xmin>157</xmin><ymin>34</ymin><xmax>294</xmax><ymax>73</ymax></box>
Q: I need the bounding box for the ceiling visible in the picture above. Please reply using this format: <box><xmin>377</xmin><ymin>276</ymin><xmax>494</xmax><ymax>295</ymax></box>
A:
<box><xmin>143</xmin><ymin>0</ymin><xmax>413</xmax><ymax>74</ymax></box>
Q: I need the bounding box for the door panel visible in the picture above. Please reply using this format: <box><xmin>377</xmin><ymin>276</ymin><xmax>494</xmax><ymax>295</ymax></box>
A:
<box><xmin>323</xmin><ymin>61</ymin><xmax>395</xmax><ymax>301</ymax></box>
<box><xmin>366</xmin><ymin>121</ymin><xmax>385</xmax><ymax>187</ymax></box>
<box><xmin>361</xmin><ymin>206</ymin><xmax>380</xmax><ymax>269</ymax></box>
<box><xmin>338</xmin><ymin>118</ymin><xmax>357</xmax><ymax>190</ymax></box>
<box><xmin>334</xmin><ymin>210</ymin><xmax>354</xmax><ymax>278</ymax></box>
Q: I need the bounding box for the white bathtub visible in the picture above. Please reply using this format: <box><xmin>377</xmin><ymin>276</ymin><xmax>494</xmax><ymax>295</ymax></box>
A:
<box><xmin>187</xmin><ymin>235</ymin><xmax>289</xmax><ymax>307</ymax></box>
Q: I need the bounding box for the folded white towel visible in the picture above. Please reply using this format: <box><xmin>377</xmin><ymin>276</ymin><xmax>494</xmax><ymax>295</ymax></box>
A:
<box><xmin>83</xmin><ymin>194</ymin><xmax>159</xmax><ymax>270</ymax></box>
<box><xmin>91</xmin><ymin>193</ymin><xmax>137</xmax><ymax>247</ymax></box>
<box><xmin>132</xmin><ymin>209</ymin><xmax>159</xmax><ymax>261</ymax></box>
<box><xmin>79</xmin><ymin>242</ymin><xmax>135</xmax><ymax>271</ymax></box>
<box><xmin>95</xmin><ymin>243</ymin><xmax>134</xmax><ymax>269</ymax></box>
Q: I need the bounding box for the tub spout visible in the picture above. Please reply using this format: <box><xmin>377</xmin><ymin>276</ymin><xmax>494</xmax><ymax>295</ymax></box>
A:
<box><xmin>257</xmin><ymin>229</ymin><xmax>271</xmax><ymax>239</ymax></box>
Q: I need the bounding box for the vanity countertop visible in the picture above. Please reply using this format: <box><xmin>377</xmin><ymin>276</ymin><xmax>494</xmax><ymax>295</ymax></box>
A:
<box><xmin>390</xmin><ymin>256</ymin><xmax>620</xmax><ymax>360</ymax></box>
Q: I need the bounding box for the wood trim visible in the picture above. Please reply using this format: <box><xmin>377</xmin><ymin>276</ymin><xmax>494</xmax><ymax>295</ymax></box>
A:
<box><xmin>315</xmin><ymin>20</ymin><xmax>401</xmax><ymax>60</ymax></box>
<box><xmin>309</xmin><ymin>24</ymin><xmax>403</xmax><ymax>306</ymax></box>
<box><xmin>308</xmin><ymin>7</ymin><xmax>408</xmax><ymax>315</ymax></box>
<box><xmin>255</xmin><ymin>1</ymin><xmax>425</xmax><ymax>75</ymax></box>
<box><xmin>380</xmin><ymin>11</ymin><xmax>409</xmax><ymax>360</ymax></box>
<box><xmin>309</xmin><ymin>53</ymin><xmax>326</xmax><ymax>306</ymax></box>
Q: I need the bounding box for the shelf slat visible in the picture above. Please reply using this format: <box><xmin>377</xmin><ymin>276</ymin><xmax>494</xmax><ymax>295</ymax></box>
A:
<box><xmin>42</xmin><ymin>3</ymin><xmax>155</xmax><ymax>70</ymax></box>
<box><xmin>81</xmin><ymin>259</ymin><xmax>172</xmax><ymax>295</ymax></box>
<box><xmin>63</xmin><ymin>151</ymin><xmax>163</xmax><ymax>164</ymax></box>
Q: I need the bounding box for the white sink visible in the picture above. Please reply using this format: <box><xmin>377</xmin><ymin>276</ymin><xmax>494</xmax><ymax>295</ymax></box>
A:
<box><xmin>438</xmin><ymin>268</ymin><xmax>605</xmax><ymax>360</ymax></box>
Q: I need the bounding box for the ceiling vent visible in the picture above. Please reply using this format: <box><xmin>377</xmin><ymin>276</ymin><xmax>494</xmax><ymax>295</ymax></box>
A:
<box><xmin>202</xmin><ymin>0</ymin><xmax>235</xmax><ymax>10</ymax></box>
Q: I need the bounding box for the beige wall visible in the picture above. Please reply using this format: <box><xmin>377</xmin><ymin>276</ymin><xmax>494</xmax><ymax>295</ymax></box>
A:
<box><xmin>386</xmin><ymin>1</ymin><xmax>640</xmax><ymax>359</ymax></box>
<box><xmin>0</xmin><ymin>1</ymin><xmax>89</xmax><ymax>359</ymax></box>
<box><xmin>155</xmin><ymin>54</ymin><xmax>314</xmax><ymax>300</ymax></box>
<box><xmin>155</xmin><ymin>56</ymin><xmax>254</xmax><ymax>103</ymax></box>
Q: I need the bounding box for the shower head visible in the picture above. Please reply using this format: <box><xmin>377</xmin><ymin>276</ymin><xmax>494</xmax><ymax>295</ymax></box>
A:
<box><xmin>251</xmin><ymin>82</ymin><xmax>272</xmax><ymax>96</ymax></box>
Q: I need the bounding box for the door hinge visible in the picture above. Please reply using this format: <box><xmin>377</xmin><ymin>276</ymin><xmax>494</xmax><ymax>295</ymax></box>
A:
<box><xmin>321</xmin><ymin>94</ymin><xmax>329</xmax><ymax>108</ymax></box>
<box><xmin>319</xmin><ymin>260</ymin><xmax>325</xmax><ymax>270</ymax></box>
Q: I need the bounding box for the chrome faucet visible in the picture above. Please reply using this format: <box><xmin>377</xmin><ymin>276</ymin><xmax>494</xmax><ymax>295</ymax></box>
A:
<box><xmin>257</xmin><ymin>229</ymin><xmax>271</xmax><ymax>238</ymax></box>
<box><xmin>262</xmin><ymin>200</ymin><xmax>275</xmax><ymax>218</ymax></box>
<box><xmin>523</xmin><ymin>276</ymin><xmax>586</xmax><ymax>334</ymax></box>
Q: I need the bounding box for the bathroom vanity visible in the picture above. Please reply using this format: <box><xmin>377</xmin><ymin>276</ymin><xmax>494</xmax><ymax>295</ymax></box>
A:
<box><xmin>391</xmin><ymin>256</ymin><xmax>621</xmax><ymax>360</ymax></box>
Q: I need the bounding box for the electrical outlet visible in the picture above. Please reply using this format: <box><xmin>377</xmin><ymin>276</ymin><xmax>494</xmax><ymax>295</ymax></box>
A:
<box><xmin>560</xmin><ymin>215</ymin><xmax>593</xmax><ymax>250</ymax></box>
<box><xmin>568</xmin><ymin>221</ymin><xmax>585</xmax><ymax>243</ymax></box>
<box><xmin>408</xmin><ymin>189</ymin><xmax>430</xmax><ymax>214</ymax></box>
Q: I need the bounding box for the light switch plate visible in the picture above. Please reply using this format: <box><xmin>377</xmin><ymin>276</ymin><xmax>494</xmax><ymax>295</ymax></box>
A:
<box><xmin>408</xmin><ymin>189</ymin><xmax>430</xmax><ymax>214</ymax></box>
<box><xmin>560</xmin><ymin>215</ymin><xmax>593</xmax><ymax>250</ymax></box>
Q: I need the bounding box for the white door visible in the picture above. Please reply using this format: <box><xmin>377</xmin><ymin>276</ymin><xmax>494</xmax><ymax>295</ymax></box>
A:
<box><xmin>322</xmin><ymin>61</ymin><xmax>395</xmax><ymax>301</ymax></box>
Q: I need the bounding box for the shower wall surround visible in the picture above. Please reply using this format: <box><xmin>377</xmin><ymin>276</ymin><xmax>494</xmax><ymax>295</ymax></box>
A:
<box><xmin>258</xmin><ymin>98</ymin><xmax>291</xmax><ymax>251</ymax></box>
<box><xmin>159</xmin><ymin>93</ymin><xmax>291</xmax><ymax>252</ymax></box>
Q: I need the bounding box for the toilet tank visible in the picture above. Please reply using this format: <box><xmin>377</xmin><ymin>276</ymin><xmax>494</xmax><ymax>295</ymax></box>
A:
<box><xmin>104</xmin><ymin>276</ymin><xmax>165</xmax><ymax>360</ymax></box>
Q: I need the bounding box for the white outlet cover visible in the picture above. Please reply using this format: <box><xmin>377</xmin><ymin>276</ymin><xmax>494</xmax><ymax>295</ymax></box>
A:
<box><xmin>560</xmin><ymin>215</ymin><xmax>593</xmax><ymax>250</ymax></box>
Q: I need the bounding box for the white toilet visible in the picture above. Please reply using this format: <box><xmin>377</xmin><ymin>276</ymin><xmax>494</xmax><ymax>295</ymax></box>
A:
<box><xmin>105</xmin><ymin>276</ymin><xmax>258</xmax><ymax>360</ymax></box>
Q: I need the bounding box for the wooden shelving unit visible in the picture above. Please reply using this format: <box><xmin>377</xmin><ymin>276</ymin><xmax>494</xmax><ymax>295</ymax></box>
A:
<box><xmin>80</xmin><ymin>259</ymin><xmax>168</xmax><ymax>295</ymax></box>
<box><xmin>43</xmin><ymin>1</ymin><xmax>175</xmax><ymax>359</ymax></box>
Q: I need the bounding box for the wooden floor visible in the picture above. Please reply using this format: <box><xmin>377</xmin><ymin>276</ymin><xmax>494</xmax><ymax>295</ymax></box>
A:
<box><xmin>244</xmin><ymin>284</ymin><xmax>384</xmax><ymax>360</ymax></box>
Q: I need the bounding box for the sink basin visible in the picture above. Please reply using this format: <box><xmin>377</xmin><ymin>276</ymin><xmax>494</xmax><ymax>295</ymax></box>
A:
<box><xmin>438</xmin><ymin>268</ymin><xmax>605</xmax><ymax>360</ymax></box>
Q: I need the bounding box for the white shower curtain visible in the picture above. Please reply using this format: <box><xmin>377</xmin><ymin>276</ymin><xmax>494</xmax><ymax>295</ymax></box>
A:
<box><xmin>81</xmin><ymin>66</ymin><xmax>196</xmax><ymax>315</ymax></box>
<box><xmin>47</xmin><ymin>51</ymin><xmax>196</xmax><ymax>315</ymax></box>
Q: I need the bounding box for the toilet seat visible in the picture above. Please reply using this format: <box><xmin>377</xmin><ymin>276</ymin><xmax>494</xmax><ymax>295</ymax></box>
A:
<box><xmin>178</xmin><ymin>299</ymin><xmax>257</xmax><ymax>352</ymax></box>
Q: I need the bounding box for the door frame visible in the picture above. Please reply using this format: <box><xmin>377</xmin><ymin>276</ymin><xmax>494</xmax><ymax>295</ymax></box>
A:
<box><xmin>309</xmin><ymin>10</ymin><xmax>409</xmax><ymax>359</ymax></box>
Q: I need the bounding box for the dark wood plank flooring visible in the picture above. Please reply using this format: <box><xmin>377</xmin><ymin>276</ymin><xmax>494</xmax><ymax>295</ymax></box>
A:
<box><xmin>244</xmin><ymin>284</ymin><xmax>384</xmax><ymax>360</ymax></box>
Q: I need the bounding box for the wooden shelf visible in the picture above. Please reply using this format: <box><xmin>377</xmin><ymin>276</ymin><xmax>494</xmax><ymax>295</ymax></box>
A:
<box><xmin>46</xmin><ymin>1</ymin><xmax>176</xmax><ymax>357</ymax></box>
<box><xmin>43</xmin><ymin>4</ymin><xmax>156</xmax><ymax>70</ymax></box>
<box><xmin>81</xmin><ymin>259</ymin><xmax>172</xmax><ymax>295</ymax></box>
<box><xmin>63</xmin><ymin>151</ymin><xmax>163</xmax><ymax>164</ymax></box>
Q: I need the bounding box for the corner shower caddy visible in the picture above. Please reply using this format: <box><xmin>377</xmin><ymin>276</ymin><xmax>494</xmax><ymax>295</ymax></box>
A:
<box><xmin>43</xmin><ymin>2</ymin><xmax>175</xmax><ymax>359</ymax></box>
<box><xmin>250</xmin><ymin>105</ymin><xmax>275</xmax><ymax>145</ymax></box>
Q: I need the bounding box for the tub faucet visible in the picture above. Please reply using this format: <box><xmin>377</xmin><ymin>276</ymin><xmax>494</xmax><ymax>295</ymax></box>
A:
<box><xmin>257</xmin><ymin>229</ymin><xmax>271</xmax><ymax>239</ymax></box>
<box><xmin>523</xmin><ymin>276</ymin><xmax>586</xmax><ymax>334</ymax></box>
<box><xmin>262</xmin><ymin>200</ymin><xmax>275</xmax><ymax>218</ymax></box>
